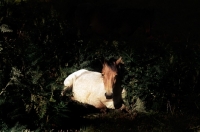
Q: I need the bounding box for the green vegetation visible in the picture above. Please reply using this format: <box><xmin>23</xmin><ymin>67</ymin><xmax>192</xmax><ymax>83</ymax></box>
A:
<box><xmin>0</xmin><ymin>0</ymin><xmax>200</xmax><ymax>131</ymax></box>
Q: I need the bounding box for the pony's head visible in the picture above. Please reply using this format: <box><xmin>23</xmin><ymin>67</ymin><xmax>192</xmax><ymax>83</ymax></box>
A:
<box><xmin>102</xmin><ymin>57</ymin><xmax>123</xmax><ymax>99</ymax></box>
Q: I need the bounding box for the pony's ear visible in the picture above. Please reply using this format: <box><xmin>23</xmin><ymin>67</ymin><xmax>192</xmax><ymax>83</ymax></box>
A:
<box><xmin>116</xmin><ymin>57</ymin><xmax>124</xmax><ymax>65</ymax></box>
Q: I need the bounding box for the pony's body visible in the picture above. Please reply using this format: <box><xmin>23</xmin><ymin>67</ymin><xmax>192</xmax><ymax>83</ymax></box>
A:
<box><xmin>62</xmin><ymin>57</ymin><xmax>125</xmax><ymax>110</ymax></box>
<box><xmin>64</xmin><ymin>69</ymin><xmax>115</xmax><ymax>109</ymax></box>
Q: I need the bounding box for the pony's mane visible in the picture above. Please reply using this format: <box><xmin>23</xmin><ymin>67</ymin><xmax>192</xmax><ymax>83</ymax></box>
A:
<box><xmin>104</xmin><ymin>58</ymin><xmax>118</xmax><ymax>71</ymax></box>
<box><xmin>106</xmin><ymin>57</ymin><xmax>125</xmax><ymax>78</ymax></box>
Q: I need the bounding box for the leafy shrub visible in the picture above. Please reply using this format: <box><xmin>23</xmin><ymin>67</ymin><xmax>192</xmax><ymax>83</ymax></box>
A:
<box><xmin>0</xmin><ymin>0</ymin><xmax>200</xmax><ymax>130</ymax></box>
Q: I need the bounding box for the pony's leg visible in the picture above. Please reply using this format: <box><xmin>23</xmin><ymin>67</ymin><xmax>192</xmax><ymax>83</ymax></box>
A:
<box><xmin>119</xmin><ymin>104</ymin><xmax>126</xmax><ymax>110</ymax></box>
<box><xmin>118</xmin><ymin>104</ymin><xmax>130</xmax><ymax>113</ymax></box>
<box><xmin>102</xmin><ymin>100</ymin><xmax>115</xmax><ymax>109</ymax></box>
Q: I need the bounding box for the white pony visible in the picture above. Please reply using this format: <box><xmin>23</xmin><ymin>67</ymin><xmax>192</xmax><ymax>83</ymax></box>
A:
<box><xmin>61</xmin><ymin>57</ymin><xmax>126</xmax><ymax>110</ymax></box>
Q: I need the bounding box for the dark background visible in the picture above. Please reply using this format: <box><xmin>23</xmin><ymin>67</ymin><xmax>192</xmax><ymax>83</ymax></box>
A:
<box><xmin>0</xmin><ymin>0</ymin><xmax>200</xmax><ymax>131</ymax></box>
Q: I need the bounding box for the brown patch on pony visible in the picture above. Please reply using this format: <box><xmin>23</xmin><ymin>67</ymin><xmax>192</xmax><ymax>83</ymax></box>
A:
<box><xmin>102</xmin><ymin>57</ymin><xmax>123</xmax><ymax>99</ymax></box>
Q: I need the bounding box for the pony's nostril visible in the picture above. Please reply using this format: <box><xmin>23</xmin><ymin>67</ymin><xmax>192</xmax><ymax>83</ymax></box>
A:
<box><xmin>105</xmin><ymin>93</ymin><xmax>113</xmax><ymax>99</ymax></box>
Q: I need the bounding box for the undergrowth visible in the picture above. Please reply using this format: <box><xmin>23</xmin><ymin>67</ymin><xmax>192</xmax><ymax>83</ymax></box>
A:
<box><xmin>0</xmin><ymin>0</ymin><xmax>200</xmax><ymax>131</ymax></box>
<box><xmin>80</xmin><ymin>112</ymin><xmax>200</xmax><ymax>132</ymax></box>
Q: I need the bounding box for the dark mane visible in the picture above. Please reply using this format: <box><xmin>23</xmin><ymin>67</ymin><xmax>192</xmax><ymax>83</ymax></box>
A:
<box><xmin>105</xmin><ymin>57</ymin><xmax>124</xmax><ymax>76</ymax></box>
<box><xmin>105</xmin><ymin>58</ymin><xmax>118</xmax><ymax>71</ymax></box>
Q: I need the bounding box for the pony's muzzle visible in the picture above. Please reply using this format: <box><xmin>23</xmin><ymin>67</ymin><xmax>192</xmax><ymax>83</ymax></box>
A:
<box><xmin>105</xmin><ymin>93</ymin><xmax>113</xmax><ymax>99</ymax></box>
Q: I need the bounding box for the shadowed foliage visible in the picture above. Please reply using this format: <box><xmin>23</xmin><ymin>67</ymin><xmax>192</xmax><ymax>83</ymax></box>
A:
<box><xmin>0</xmin><ymin>0</ymin><xmax>200</xmax><ymax>131</ymax></box>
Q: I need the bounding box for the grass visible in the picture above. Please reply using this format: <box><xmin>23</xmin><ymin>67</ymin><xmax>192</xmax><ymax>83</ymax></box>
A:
<box><xmin>78</xmin><ymin>111</ymin><xmax>200</xmax><ymax>132</ymax></box>
<box><xmin>26</xmin><ymin>103</ymin><xmax>193</xmax><ymax>132</ymax></box>
<box><xmin>0</xmin><ymin>104</ymin><xmax>199</xmax><ymax>132</ymax></box>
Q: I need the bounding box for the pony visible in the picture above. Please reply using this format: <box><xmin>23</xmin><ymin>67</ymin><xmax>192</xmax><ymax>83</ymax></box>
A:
<box><xmin>61</xmin><ymin>57</ymin><xmax>126</xmax><ymax>110</ymax></box>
